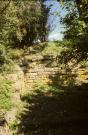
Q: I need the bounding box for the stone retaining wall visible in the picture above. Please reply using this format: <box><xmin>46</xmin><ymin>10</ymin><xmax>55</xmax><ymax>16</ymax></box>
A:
<box><xmin>24</xmin><ymin>65</ymin><xmax>88</xmax><ymax>90</ymax></box>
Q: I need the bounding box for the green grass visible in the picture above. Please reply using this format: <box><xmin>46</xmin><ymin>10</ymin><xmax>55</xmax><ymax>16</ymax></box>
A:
<box><xmin>33</xmin><ymin>83</ymin><xmax>64</xmax><ymax>94</ymax></box>
<box><xmin>21</xmin><ymin>83</ymin><xmax>65</xmax><ymax>102</ymax></box>
<box><xmin>0</xmin><ymin>78</ymin><xmax>12</xmax><ymax>111</ymax></box>
<box><xmin>42</xmin><ymin>42</ymin><xmax>63</xmax><ymax>56</ymax></box>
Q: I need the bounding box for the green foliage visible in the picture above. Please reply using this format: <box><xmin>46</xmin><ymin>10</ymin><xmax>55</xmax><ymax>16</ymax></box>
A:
<box><xmin>0</xmin><ymin>78</ymin><xmax>12</xmax><ymax>111</ymax></box>
<box><xmin>21</xmin><ymin>83</ymin><xmax>64</xmax><ymax>104</ymax></box>
<box><xmin>9</xmin><ymin>120</ymin><xmax>18</xmax><ymax>131</ymax></box>
<box><xmin>0</xmin><ymin>1</ymin><xmax>49</xmax><ymax>65</ymax></box>
<box><xmin>33</xmin><ymin>82</ymin><xmax>64</xmax><ymax>94</ymax></box>
<box><xmin>0</xmin><ymin>1</ymin><xmax>49</xmax><ymax>47</ymax></box>
<box><xmin>42</xmin><ymin>41</ymin><xmax>63</xmax><ymax>56</ymax></box>
<box><xmin>7</xmin><ymin>49</ymin><xmax>23</xmax><ymax>60</ymax></box>
<box><xmin>0</xmin><ymin>44</ymin><xmax>6</xmax><ymax>64</ymax></box>
<box><xmin>59</xmin><ymin>0</ymin><xmax>88</xmax><ymax>62</ymax></box>
<box><xmin>1</xmin><ymin>62</ymin><xmax>15</xmax><ymax>73</ymax></box>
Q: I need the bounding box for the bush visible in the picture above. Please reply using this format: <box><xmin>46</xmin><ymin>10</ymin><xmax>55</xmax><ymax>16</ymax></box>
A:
<box><xmin>0</xmin><ymin>78</ymin><xmax>12</xmax><ymax>111</ymax></box>
<box><xmin>0</xmin><ymin>62</ymin><xmax>15</xmax><ymax>74</ymax></box>
<box><xmin>7</xmin><ymin>49</ymin><xmax>23</xmax><ymax>60</ymax></box>
<box><xmin>0</xmin><ymin>44</ymin><xmax>7</xmax><ymax>64</ymax></box>
<box><xmin>42</xmin><ymin>42</ymin><xmax>63</xmax><ymax>56</ymax></box>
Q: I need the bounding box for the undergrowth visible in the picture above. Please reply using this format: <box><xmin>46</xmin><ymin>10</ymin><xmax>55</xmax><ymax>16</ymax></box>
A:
<box><xmin>0</xmin><ymin>78</ymin><xmax>12</xmax><ymax>112</ymax></box>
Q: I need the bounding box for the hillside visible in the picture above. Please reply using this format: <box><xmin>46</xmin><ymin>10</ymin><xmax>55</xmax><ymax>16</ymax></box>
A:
<box><xmin>0</xmin><ymin>41</ymin><xmax>88</xmax><ymax>135</ymax></box>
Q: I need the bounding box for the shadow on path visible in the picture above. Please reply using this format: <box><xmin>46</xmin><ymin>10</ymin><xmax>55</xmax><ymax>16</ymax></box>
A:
<box><xmin>18</xmin><ymin>83</ymin><xmax>88</xmax><ymax>135</ymax></box>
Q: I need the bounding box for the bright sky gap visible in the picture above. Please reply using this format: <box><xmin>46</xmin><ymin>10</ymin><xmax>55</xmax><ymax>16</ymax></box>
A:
<box><xmin>44</xmin><ymin>0</ymin><xmax>66</xmax><ymax>41</ymax></box>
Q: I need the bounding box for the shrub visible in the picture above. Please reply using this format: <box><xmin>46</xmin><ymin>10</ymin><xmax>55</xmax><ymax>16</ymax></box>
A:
<box><xmin>7</xmin><ymin>49</ymin><xmax>23</xmax><ymax>60</ymax></box>
<box><xmin>0</xmin><ymin>44</ymin><xmax>7</xmax><ymax>64</ymax></box>
<box><xmin>42</xmin><ymin>42</ymin><xmax>63</xmax><ymax>56</ymax></box>
<box><xmin>0</xmin><ymin>78</ymin><xmax>12</xmax><ymax>111</ymax></box>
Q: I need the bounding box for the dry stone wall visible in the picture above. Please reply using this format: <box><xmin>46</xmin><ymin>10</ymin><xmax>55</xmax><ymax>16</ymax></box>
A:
<box><xmin>4</xmin><ymin>58</ymin><xmax>88</xmax><ymax>92</ymax></box>
<box><xmin>20</xmin><ymin>54</ymin><xmax>87</xmax><ymax>90</ymax></box>
<box><xmin>21</xmin><ymin>54</ymin><xmax>88</xmax><ymax>90</ymax></box>
<box><xmin>25</xmin><ymin>67</ymin><xmax>59</xmax><ymax>90</ymax></box>
<box><xmin>24</xmin><ymin>63</ymin><xmax>88</xmax><ymax>90</ymax></box>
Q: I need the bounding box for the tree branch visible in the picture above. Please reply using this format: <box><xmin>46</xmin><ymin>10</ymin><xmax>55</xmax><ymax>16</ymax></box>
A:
<box><xmin>0</xmin><ymin>0</ymin><xmax>11</xmax><ymax>15</ymax></box>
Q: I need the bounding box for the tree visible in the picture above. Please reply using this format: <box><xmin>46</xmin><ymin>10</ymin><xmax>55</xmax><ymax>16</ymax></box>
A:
<box><xmin>0</xmin><ymin>1</ymin><xmax>49</xmax><ymax>48</ymax></box>
<box><xmin>58</xmin><ymin>0</ymin><xmax>88</xmax><ymax>61</ymax></box>
<box><xmin>0</xmin><ymin>0</ymin><xmax>50</xmax><ymax>65</ymax></box>
<box><xmin>38</xmin><ymin>2</ymin><xmax>50</xmax><ymax>42</ymax></box>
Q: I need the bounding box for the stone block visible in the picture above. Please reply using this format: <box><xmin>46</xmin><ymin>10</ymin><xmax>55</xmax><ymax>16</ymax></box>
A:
<box><xmin>28</xmin><ymin>73</ymin><xmax>38</xmax><ymax>76</ymax></box>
